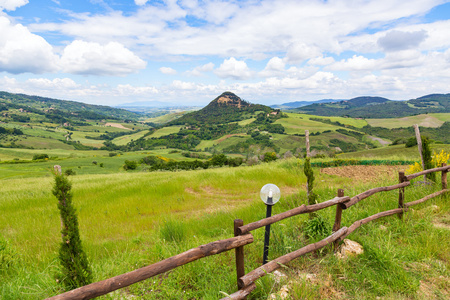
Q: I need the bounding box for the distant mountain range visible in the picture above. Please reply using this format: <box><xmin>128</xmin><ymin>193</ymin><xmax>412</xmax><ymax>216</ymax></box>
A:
<box><xmin>270</xmin><ymin>99</ymin><xmax>343</xmax><ymax>109</ymax></box>
<box><xmin>286</xmin><ymin>94</ymin><xmax>450</xmax><ymax>118</ymax></box>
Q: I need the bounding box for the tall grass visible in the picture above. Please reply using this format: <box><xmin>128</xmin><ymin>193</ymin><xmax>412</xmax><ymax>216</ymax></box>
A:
<box><xmin>0</xmin><ymin>158</ymin><xmax>448</xmax><ymax>299</ymax></box>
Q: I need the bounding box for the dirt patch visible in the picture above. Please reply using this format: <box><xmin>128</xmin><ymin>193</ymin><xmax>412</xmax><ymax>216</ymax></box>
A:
<box><xmin>433</xmin><ymin>221</ymin><xmax>450</xmax><ymax>230</ymax></box>
<box><xmin>104</xmin><ymin>122</ymin><xmax>131</xmax><ymax>130</ymax></box>
<box><xmin>320</xmin><ymin>165</ymin><xmax>407</xmax><ymax>184</ymax></box>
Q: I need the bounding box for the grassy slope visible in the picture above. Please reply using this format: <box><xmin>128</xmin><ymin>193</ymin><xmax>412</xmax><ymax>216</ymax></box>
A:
<box><xmin>338</xmin><ymin>144</ymin><xmax>450</xmax><ymax>160</ymax></box>
<box><xmin>146</xmin><ymin>126</ymin><xmax>182</xmax><ymax>138</ymax></box>
<box><xmin>366</xmin><ymin>113</ymin><xmax>450</xmax><ymax>128</ymax></box>
<box><xmin>1</xmin><ymin>157</ymin><xmax>449</xmax><ymax>299</ymax></box>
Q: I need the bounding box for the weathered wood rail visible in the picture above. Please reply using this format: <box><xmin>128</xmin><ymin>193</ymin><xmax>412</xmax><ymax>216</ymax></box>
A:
<box><xmin>46</xmin><ymin>163</ymin><xmax>449</xmax><ymax>300</ymax></box>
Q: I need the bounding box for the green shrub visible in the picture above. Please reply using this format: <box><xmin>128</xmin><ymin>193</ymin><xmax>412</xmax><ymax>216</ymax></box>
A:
<box><xmin>123</xmin><ymin>160</ymin><xmax>138</xmax><ymax>170</ymax></box>
<box><xmin>303</xmin><ymin>214</ymin><xmax>331</xmax><ymax>240</ymax></box>
<box><xmin>32</xmin><ymin>153</ymin><xmax>49</xmax><ymax>160</ymax></box>
<box><xmin>64</xmin><ymin>169</ymin><xmax>76</xmax><ymax>176</ymax></box>
<box><xmin>263</xmin><ymin>152</ymin><xmax>277</xmax><ymax>162</ymax></box>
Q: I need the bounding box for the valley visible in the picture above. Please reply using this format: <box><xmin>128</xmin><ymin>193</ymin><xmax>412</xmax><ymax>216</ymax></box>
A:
<box><xmin>0</xmin><ymin>91</ymin><xmax>449</xmax><ymax>299</ymax></box>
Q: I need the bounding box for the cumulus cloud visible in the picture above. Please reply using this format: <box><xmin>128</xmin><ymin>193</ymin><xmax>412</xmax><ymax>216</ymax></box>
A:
<box><xmin>0</xmin><ymin>17</ymin><xmax>59</xmax><ymax>74</ymax></box>
<box><xmin>378</xmin><ymin>30</ymin><xmax>428</xmax><ymax>52</ymax></box>
<box><xmin>285</xmin><ymin>42</ymin><xmax>321</xmax><ymax>64</ymax></box>
<box><xmin>60</xmin><ymin>40</ymin><xmax>146</xmax><ymax>76</ymax></box>
<box><xmin>259</xmin><ymin>57</ymin><xmax>286</xmax><ymax>77</ymax></box>
<box><xmin>26</xmin><ymin>77</ymin><xmax>79</xmax><ymax>89</ymax></box>
<box><xmin>214</xmin><ymin>57</ymin><xmax>252</xmax><ymax>80</ymax></box>
<box><xmin>0</xmin><ymin>0</ymin><xmax>28</xmax><ymax>11</ymax></box>
<box><xmin>186</xmin><ymin>62</ymin><xmax>214</xmax><ymax>76</ymax></box>
<box><xmin>308</xmin><ymin>56</ymin><xmax>335</xmax><ymax>66</ymax></box>
<box><xmin>329</xmin><ymin>55</ymin><xmax>379</xmax><ymax>71</ymax></box>
<box><xmin>159</xmin><ymin>67</ymin><xmax>177</xmax><ymax>75</ymax></box>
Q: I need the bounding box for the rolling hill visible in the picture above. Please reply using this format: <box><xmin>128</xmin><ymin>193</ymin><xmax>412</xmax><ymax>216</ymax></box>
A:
<box><xmin>293</xmin><ymin>94</ymin><xmax>450</xmax><ymax>118</ymax></box>
<box><xmin>0</xmin><ymin>91</ymin><xmax>140</xmax><ymax>122</ymax></box>
<box><xmin>168</xmin><ymin>91</ymin><xmax>274</xmax><ymax>125</ymax></box>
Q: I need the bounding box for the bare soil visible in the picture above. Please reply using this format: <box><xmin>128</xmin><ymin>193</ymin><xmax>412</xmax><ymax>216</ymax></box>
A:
<box><xmin>320</xmin><ymin>165</ymin><xmax>407</xmax><ymax>184</ymax></box>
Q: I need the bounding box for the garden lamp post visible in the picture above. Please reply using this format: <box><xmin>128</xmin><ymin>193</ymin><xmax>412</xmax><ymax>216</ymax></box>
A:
<box><xmin>260</xmin><ymin>183</ymin><xmax>281</xmax><ymax>265</ymax></box>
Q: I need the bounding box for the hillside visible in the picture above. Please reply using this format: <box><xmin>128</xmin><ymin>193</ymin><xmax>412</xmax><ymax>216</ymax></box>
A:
<box><xmin>294</xmin><ymin>94</ymin><xmax>450</xmax><ymax>118</ymax></box>
<box><xmin>0</xmin><ymin>91</ymin><xmax>140</xmax><ymax>122</ymax></box>
<box><xmin>169</xmin><ymin>92</ymin><xmax>274</xmax><ymax>125</ymax></box>
<box><xmin>0</xmin><ymin>91</ymin><xmax>150</xmax><ymax>151</ymax></box>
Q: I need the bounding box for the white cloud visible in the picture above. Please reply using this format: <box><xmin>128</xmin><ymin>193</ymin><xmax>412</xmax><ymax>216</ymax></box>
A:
<box><xmin>186</xmin><ymin>62</ymin><xmax>215</xmax><ymax>76</ymax></box>
<box><xmin>60</xmin><ymin>40</ymin><xmax>146</xmax><ymax>76</ymax></box>
<box><xmin>285</xmin><ymin>42</ymin><xmax>321</xmax><ymax>64</ymax></box>
<box><xmin>378</xmin><ymin>30</ymin><xmax>428</xmax><ymax>52</ymax></box>
<box><xmin>134</xmin><ymin>0</ymin><xmax>148</xmax><ymax>6</ymax></box>
<box><xmin>0</xmin><ymin>17</ymin><xmax>59</xmax><ymax>74</ymax></box>
<box><xmin>159</xmin><ymin>67</ymin><xmax>177</xmax><ymax>75</ymax></box>
<box><xmin>171</xmin><ymin>80</ymin><xmax>196</xmax><ymax>90</ymax></box>
<box><xmin>116</xmin><ymin>84</ymin><xmax>158</xmax><ymax>95</ymax></box>
<box><xmin>214</xmin><ymin>57</ymin><xmax>252</xmax><ymax>80</ymax></box>
<box><xmin>26</xmin><ymin>77</ymin><xmax>79</xmax><ymax>89</ymax></box>
<box><xmin>329</xmin><ymin>55</ymin><xmax>379</xmax><ymax>71</ymax></box>
<box><xmin>259</xmin><ymin>57</ymin><xmax>286</xmax><ymax>77</ymax></box>
<box><xmin>0</xmin><ymin>0</ymin><xmax>28</xmax><ymax>11</ymax></box>
<box><xmin>308</xmin><ymin>56</ymin><xmax>335</xmax><ymax>66</ymax></box>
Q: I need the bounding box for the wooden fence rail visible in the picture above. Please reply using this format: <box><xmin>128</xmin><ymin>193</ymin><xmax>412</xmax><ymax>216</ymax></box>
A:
<box><xmin>46</xmin><ymin>234</ymin><xmax>253</xmax><ymax>300</ymax></box>
<box><xmin>46</xmin><ymin>163</ymin><xmax>449</xmax><ymax>300</ymax></box>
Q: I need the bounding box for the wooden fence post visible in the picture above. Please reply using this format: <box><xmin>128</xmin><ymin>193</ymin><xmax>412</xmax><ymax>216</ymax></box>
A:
<box><xmin>332</xmin><ymin>189</ymin><xmax>344</xmax><ymax>250</ymax></box>
<box><xmin>442</xmin><ymin>163</ymin><xmax>448</xmax><ymax>190</ymax></box>
<box><xmin>234</xmin><ymin>219</ymin><xmax>246</xmax><ymax>292</ymax></box>
<box><xmin>413</xmin><ymin>124</ymin><xmax>426</xmax><ymax>181</ymax></box>
<box><xmin>398</xmin><ymin>171</ymin><xmax>406</xmax><ymax>219</ymax></box>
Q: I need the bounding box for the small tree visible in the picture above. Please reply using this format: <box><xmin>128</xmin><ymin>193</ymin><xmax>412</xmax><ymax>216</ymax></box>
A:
<box><xmin>52</xmin><ymin>166</ymin><xmax>92</xmax><ymax>290</ymax></box>
<box><xmin>303</xmin><ymin>157</ymin><xmax>317</xmax><ymax>218</ymax></box>
<box><xmin>422</xmin><ymin>136</ymin><xmax>436</xmax><ymax>182</ymax></box>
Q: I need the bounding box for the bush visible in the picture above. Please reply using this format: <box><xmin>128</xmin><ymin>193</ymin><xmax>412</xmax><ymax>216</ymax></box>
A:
<box><xmin>32</xmin><ymin>153</ymin><xmax>49</xmax><ymax>160</ymax></box>
<box><xmin>405</xmin><ymin>137</ymin><xmax>417</xmax><ymax>148</ymax></box>
<box><xmin>92</xmin><ymin>161</ymin><xmax>97</xmax><ymax>165</ymax></box>
<box><xmin>108</xmin><ymin>152</ymin><xmax>117</xmax><ymax>157</ymax></box>
<box><xmin>263</xmin><ymin>152</ymin><xmax>277</xmax><ymax>162</ymax></box>
<box><xmin>123</xmin><ymin>160</ymin><xmax>138</xmax><ymax>170</ymax></box>
<box><xmin>64</xmin><ymin>169</ymin><xmax>76</xmax><ymax>176</ymax></box>
<box><xmin>304</xmin><ymin>215</ymin><xmax>331</xmax><ymax>240</ymax></box>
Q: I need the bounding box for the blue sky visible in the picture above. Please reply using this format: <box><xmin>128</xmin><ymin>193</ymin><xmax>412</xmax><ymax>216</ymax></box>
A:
<box><xmin>1</xmin><ymin>0</ymin><xmax>450</xmax><ymax>106</ymax></box>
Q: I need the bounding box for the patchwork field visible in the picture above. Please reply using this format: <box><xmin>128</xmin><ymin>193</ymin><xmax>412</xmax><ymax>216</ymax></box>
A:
<box><xmin>366</xmin><ymin>113</ymin><xmax>450</xmax><ymax>128</ymax></box>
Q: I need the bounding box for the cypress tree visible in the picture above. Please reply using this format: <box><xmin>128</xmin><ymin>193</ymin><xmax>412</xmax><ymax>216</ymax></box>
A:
<box><xmin>304</xmin><ymin>157</ymin><xmax>317</xmax><ymax>218</ymax></box>
<box><xmin>422</xmin><ymin>137</ymin><xmax>436</xmax><ymax>182</ymax></box>
<box><xmin>52</xmin><ymin>165</ymin><xmax>92</xmax><ymax>290</ymax></box>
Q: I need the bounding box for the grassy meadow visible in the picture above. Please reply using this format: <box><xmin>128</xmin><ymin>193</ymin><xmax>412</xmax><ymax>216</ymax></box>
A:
<box><xmin>1</xmin><ymin>149</ymin><xmax>449</xmax><ymax>299</ymax></box>
<box><xmin>365</xmin><ymin>113</ymin><xmax>450</xmax><ymax>128</ymax></box>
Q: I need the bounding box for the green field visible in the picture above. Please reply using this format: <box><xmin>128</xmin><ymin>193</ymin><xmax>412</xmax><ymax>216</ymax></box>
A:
<box><xmin>1</xmin><ymin>156</ymin><xmax>449</xmax><ymax>299</ymax></box>
<box><xmin>366</xmin><ymin>113</ymin><xmax>450</xmax><ymax>128</ymax></box>
<box><xmin>146</xmin><ymin>126</ymin><xmax>182</xmax><ymax>138</ymax></box>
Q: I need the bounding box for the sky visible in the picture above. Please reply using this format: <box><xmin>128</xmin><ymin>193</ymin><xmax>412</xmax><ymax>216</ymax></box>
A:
<box><xmin>1</xmin><ymin>0</ymin><xmax>450</xmax><ymax>107</ymax></box>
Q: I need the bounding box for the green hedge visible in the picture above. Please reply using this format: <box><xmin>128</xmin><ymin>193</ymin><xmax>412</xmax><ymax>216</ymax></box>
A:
<box><xmin>311</xmin><ymin>159</ymin><xmax>414</xmax><ymax>168</ymax></box>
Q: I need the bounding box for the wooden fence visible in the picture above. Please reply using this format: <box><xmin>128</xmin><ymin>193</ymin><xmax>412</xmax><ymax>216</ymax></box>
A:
<box><xmin>46</xmin><ymin>163</ymin><xmax>449</xmax><ymax>300</ymax></box>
